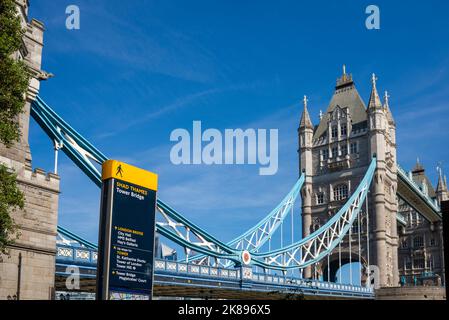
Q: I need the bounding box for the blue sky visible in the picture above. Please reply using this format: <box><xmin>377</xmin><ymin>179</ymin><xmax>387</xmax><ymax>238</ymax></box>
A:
<box><xmin>28</xmin><ymin>0</ymin><xmax>449</xmax><ymax>252</ymax></box>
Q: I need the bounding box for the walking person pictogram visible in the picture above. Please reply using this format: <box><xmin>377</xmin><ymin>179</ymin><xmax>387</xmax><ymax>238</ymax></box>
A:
<box><xmin>116</xmin><ymin>164</ymin><xmax>123</xmax><ymax>178</ymax></box>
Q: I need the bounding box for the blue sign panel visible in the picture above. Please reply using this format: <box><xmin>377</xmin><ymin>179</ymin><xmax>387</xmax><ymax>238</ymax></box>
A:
<box><xmin>97</xmin><ymin>161</ymin><xmax>158</xmax><ymax>300</ymax></box>
<box><xmin>108</xmin><ymin>180</ymin><xmax>156</xmax><ymax>295</ymax></box>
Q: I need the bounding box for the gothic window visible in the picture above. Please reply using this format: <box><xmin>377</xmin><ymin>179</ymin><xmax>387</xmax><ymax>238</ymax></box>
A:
<box><xmin>331</xmin><ymin>126</ymin><xmax>338</xmax><ymax>138</ymax></box>
<box><xmin>333</xmin><ymin>184</ymin><xmax>348</xmax><ymax>201</ymax></box>
<box><xmin>430</xmin><ymin>238</ymin><xmax>436</xmax><ymax>246</ymax></box>
<box><xmin>316</xmin><ymin>192</ymin><xmax>325</xmax><ymax>205</ymax></box>
<box><xmin>350</xmin><ymin>142</ymin><xmax>358</xmax><ymax>154</ymax></box>
<box><xmin>332</xmin><ymin>146</ymin><xmax>338</xmax><ymax>158</ymax></box>
<box><xmin>341</xmin><ymin>124</ymin><xmax>347</xmax><ymax>136</ymax></box>
<box><xmin>322</xmin><ymin>149</ymin><xmax>328</xmax><ymax>161</ymax></box>
<box><xmin>413</xmin><ymin>236</ymin><xmax>424</xmax><ymax>248</ymax></box>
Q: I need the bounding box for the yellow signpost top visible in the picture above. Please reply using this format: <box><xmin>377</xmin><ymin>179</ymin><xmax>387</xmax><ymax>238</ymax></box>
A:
<box><xmin>102</xmin><ymin>160</ymin><xmax>158</xmax><ymax>191</ymax></box>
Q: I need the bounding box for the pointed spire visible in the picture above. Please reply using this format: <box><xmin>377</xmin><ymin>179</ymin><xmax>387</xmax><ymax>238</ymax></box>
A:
<box><xmin>384</xmin><ymin>91</ymin><xmax>390</xmax><ymax>108</ymax></box>
<box><xmin>368</xmin><ymin>73</ymin><xmax>382</xmax><ymax>109</ymax></box>
<box><xmin>413</xmin><ymin>157</ymin><xmax>425</xmax><ymax>173</ymax></box>
<box><xmin>299</xmin><ymin>95</ymin><xmax>313</xmax><ymax>129</ymax></box>
<box><xmin>383</xmin><ymin>90</ymin><xmax>395</xmax><ymax>124</ymax></box>
<box><xmin>436</xmin><ymin>165</ymin><xmax>445</xmax><ymax>192</ymax></box>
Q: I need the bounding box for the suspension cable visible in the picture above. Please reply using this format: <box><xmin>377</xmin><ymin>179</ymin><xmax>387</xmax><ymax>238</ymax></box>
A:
<box><xmin>366</xmin><ymin>193</ymin><xmax>370</xmax><ymax>288</ymax></box>
<box><xmin>339</xmin><ymin>241</ymin><xmax>342</xmax><ymax>284</ymax></box>
<box><xmin>326</xmin><ymin>230</ymin><xmax>330</xmax><ymax>282</ymax></box>
<box><xmin>349</xmin><ymin>221</ymin><xmax>352</xmax><ymax>285</ymax></box>
<box><xmin>358</xmin><ymin>210</ymin><xmax>362</xmax><ymax>287</ymax></box>
<box><xmin>291</xmin><ymin>206</ymin><xmax>294</xmax><ymax>276</ymax></box>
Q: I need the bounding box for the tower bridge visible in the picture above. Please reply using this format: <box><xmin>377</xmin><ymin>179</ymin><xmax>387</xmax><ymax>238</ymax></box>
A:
<box><xmin>26</xmin><ymin>69</ymin><xmax>445</xmax><ymax>299</ymax></box>
<box><xmin>1</xmin><ymin>71</ymin><xmax>445</xmax><ymax>299</ymax></box>
<box><xmin>0</xmin><ymin>1</ymin><xmax>446</xmax><ymax>300</ymax></box>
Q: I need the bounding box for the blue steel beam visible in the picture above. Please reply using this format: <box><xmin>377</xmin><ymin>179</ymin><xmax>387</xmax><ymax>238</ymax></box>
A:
<box><xmin>32</xmin><ymin>96</ymin><xmax>376</xmax><ymax>270</ymax></box>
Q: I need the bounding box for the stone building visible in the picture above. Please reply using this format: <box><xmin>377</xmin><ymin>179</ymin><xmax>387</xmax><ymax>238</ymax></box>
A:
<box><xmin>0</xmin><ymin>0</ymin><xmax>59</xmax><ymax>300</ymax></box>
<box><xmin>298</xmin><ymin>67</ymin><xmax>445</xmax><ymax>288</ymax></box>
<box><xmin>397</xmin><ymin>162</ymin><xmax>446</xmax><ymax>286</ymax></box>
<box><xmin>298</xmin><ymin>67</ymin><xmax>399</xmax><ymax>287</ymax></box>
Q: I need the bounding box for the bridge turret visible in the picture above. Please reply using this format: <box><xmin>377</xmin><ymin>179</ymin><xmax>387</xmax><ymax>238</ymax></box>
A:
<box><xmin>298</xmin><ymin>95</ymin><xmax>314</xmax><ymax>279</ymax></box>
<box><xmin>436</xmin><ymin>168</ymin><xmax>449</xmax><ymax>204</ymax></box>
<box><xmin>367</xmin><ymin>73</ymin><xmax>399</xmax><ymax>287</ymax></box>
<box><xmin>299</xmin><ymin>95</ymin><xmax>313</xmax><ymax>176</ymax></box>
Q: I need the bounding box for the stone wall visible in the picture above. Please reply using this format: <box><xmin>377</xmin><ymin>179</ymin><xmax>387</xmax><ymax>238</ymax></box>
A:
<box><xmin>376</xmin><ymin>287</ymin><xmax>446</xmax><ymax>300</ymax></box>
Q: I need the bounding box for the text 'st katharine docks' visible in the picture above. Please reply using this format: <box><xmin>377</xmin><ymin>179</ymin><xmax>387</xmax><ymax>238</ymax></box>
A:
<box><xmin>97</xmin><ymin>160</ymin><xmax>158</xmax><ymax>300</ymax></box>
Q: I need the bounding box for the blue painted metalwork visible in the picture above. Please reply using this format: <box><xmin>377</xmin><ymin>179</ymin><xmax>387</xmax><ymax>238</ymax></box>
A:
<box><xmin>251</xmin><ymin>158</ymin><xmax>376</xmax><ymax>270</ymax></box>
<box><xmin>32</xmin><ymin>96</ymin><xmax>375</xmax><ymax>270</ymax></box>
<box><xmin>55</xmin><ymin>228</ymin><xmax>374</xmax><ymax>299</ymax></box>
<box><xmin>397</xmin><ymin>164</ymin><xmax>441</xmax><ymax>218</ymax></box>
<box><xmin>32</xmin><ymin>96</ymin><xmax>306</xmax><ymax>267</ymax></box>
<box><xmin>33</xmin><ymin>96</ymin><xmax>437</xmax><ymax>275</ymax></box>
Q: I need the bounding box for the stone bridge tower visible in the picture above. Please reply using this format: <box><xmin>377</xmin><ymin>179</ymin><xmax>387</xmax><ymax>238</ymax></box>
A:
<box><xmin>0</xmin><ymin>1</ymin><xmax>60</xmax><ymax>300</ymax></box>
<box><xmin>298</xmin><ymin>67</ymin><xmax>399</xmax><ymax>287</ymax></box>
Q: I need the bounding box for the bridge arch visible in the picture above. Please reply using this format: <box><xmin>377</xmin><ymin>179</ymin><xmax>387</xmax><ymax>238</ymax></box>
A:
<box><xmin>320</xmin><ymin>250</ymin><xmax>368</xmax><ymax>285</ymax></box>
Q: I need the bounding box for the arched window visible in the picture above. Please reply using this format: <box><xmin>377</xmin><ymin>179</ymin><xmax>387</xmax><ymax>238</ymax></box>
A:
<box><xmin>333</xmin><ymin>184</ymin><xmax>348</xmax><ymax>201</ymax></box>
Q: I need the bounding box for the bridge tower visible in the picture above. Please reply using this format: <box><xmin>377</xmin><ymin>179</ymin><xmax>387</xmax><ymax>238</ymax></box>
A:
<box><xmin>0</xmin><ymin>1</ymin><xmax>60</xmax><ymax>299</ymax></box>
<box><xmin>298</xmin><ymin>67</ymin><xmax>399</xmax><ymax>287</ymax></box>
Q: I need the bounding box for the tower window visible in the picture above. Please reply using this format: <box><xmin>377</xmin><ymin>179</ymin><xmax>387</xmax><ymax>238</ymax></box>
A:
<box><xmin>332</xmin><ymin>146</ymin><xmax>338</xmax><ymax>158</ymax></box>
<box><xmin>331</xmin><ymin>126</ymin><xmax>338</xmax><ymax>138</ymax></box>
<box><xmin>341</xmin><ymin>124</ymin><xmax>347</xmax><ymax>136</ymax></box>
<box><xmin>430</xmin><ymin>238</ymin><xmax>436</xmax><ymax>246</ymax></box>
<box><xmin>316</xmin><ymin>192</ymin><xmax>325</xmax><ymax>205</ymax></box>
<box><xmin>350</xmin><ymin>142</ymin><xmax>358</xmax><ymax>154</ymax></box>
<box><xmin>333</xmin><ymin>184</ymin><xmax>348</xmax><ymax>201</ymax></box>
<box><xmin>322</xmin><ymin>149</ymin><xmax>329</xmax><ymax>161</ymax></box>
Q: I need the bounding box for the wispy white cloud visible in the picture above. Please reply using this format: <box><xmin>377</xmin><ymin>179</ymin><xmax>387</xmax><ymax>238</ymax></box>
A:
<box><xmin>48</xmin><ymin>2</ymin><xmax>226</xmax><ymax>84</ymax></box>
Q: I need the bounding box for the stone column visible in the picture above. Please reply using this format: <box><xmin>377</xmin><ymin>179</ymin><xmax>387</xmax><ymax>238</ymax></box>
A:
<box><xmin>302</xmin><ymin>182</ymin><xmax>312</xmax><ymax>279</ymax></box>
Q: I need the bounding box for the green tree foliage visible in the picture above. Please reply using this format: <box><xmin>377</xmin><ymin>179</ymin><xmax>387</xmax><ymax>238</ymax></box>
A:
<box><xmin>1</xmin><ymin>0</ymin><xmax>30</xmax><ymax>146</ymax></box>
<box><xmin>0</xmin><ymin>165</ymin><xmax>24</xmax><ymax>254</ymax></box>
<box><xmin>0</xmin><ymin>0</ymin><xmax>29</xmax><ymax>253</ymax></box>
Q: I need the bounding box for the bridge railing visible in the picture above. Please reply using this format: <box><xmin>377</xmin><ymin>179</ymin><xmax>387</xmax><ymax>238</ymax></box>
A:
<box><xmin>55</xmin><ymin>243</ymin><xmax>373</xmax><ymax>296</ymax></box>
<box><xmin>56</xmin><ymin>244</ymin><xmax>98</xmax><ymax>265</ymax></box>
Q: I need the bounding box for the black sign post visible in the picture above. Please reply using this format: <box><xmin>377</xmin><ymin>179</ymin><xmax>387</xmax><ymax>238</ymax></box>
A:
<box><xmin>96</xmin><ymin>160</ymin><xmax>158</xmax><ymax>300</ymax></box>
